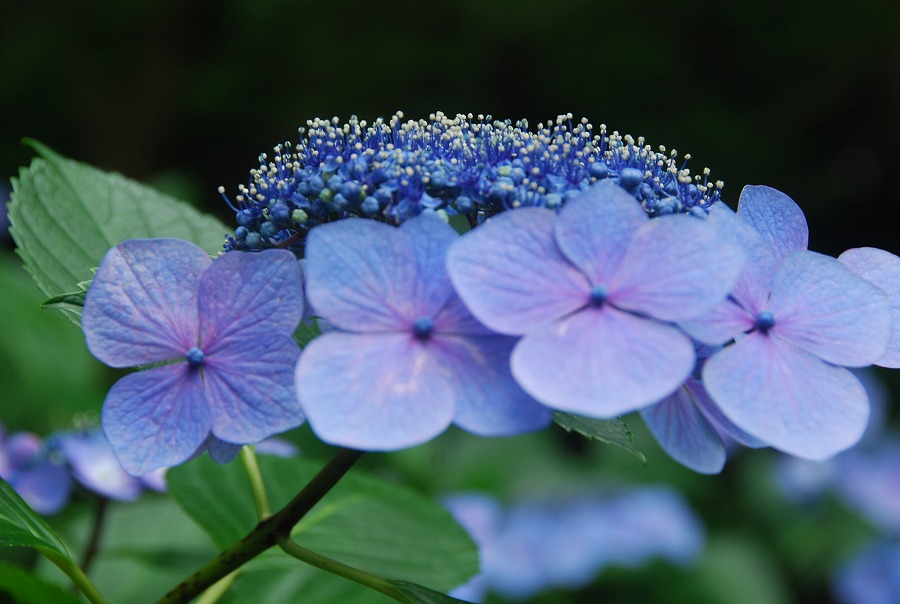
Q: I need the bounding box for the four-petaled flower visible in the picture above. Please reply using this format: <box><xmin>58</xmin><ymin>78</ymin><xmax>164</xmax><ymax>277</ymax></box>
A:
<box><xmin>83</xmin><ymin>239</ymin><xmax>305</xmax><ymax>474</ymax></box>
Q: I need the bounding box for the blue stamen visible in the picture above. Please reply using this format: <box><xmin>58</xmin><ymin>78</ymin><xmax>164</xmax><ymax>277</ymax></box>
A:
<box><xmin>589</xmin><ymin>284</ymin><xmax>609</xmax><ymax>307</ymax></box>
<box><xmin>413</xmin><ymin>317</ymin><xmax>434</xmax><ymax>340</ymax></box>
<box><xmin>186</xmin><ymin>347</ymin><xmax>205</xmax><ymax>367</ymax></box>
<box><xmin>755</xmin><ymin>311</ymin><xmax>776</xmax><ymax>333</ymax></box>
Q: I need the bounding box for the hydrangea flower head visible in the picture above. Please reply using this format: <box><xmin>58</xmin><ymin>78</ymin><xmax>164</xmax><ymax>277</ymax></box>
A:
<box><xmin>83</xmin><ymin>239</ymin><xmax>305</xmax><ymax>474</ymax></box>
<box><xmin>222</xmin><ymin>113</ymin><xmax>723</xmax><ymax>252</ymax></box>
<box><xmin>683</xmin><ymin>187</ymin><xmax>893</xmax><ymax>459</ymax></box>
<box><xmin>447</xmin><ymin>181</ymin><xmax>745</xmax><ymax>418</ymax></box>
<box><xmin>0</xmin><ymin>426</ymin><xmax>71</xmax><ymax>514</ymax></box>
<box><xmin>296</xmin><ymin>213</ymin><xmax>551</xmax><ymax>450</ymax></box>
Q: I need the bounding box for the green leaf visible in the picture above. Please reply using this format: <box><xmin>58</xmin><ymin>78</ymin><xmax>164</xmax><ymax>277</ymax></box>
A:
<box><xmin>389</xmin><ymin>580</ymin><xmax>474</xmax><ymax>604</ymax></box>
<box><xmin>41</xmin><ymin>290</ymin><xmax>86</xmax><ymax>310</ymax></box>
<box><xmin>552</xmin><ymin>411</ymin><xmax>646</xmax><ymax>462</ymax></box>
<box><xmin>168</xmin><ymin>455</ymin><xmax>478</xmax><ymax>593</ymax></box>
<box><xmin>294</xmin><ymin>317</ymin><xmax>323</xmax><ymax>348</ymax></box>
<box><xmin>0</xmin><ymin>478</ymin><xmax>71</xmax><ymax>560</ymax></box>
<box><xmin>8</xmin><ymin>141</ymin><xmax>229</xmax><ymax>322</ymax></box>
<box><xmin>0</xmin><ymin>561</ymin><xmax>82</xmax><ymax>604</ymax></box>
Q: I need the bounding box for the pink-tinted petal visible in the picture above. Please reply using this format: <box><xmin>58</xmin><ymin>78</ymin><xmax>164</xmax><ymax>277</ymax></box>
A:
<box><xmin>679</xmin><ymin>298</ymin><xmax>755</xmax><ymax>346</ymax></box>
<box><xmin>430</xmin><ymin>335</ymin><xmax>552</xmax><ymax>435</ymax></box>
<box><xmin>736</xmin><ymin>185</ymin><xmax>809</xmax><ymax>260</ymax></box>
<box><xmin>703</xmin><ymin>333</ymin><xmax>868</xmax><ymax>459</ymax></box>
<box><xmin>839</xmin><ymin>247</ymin><xmax>900</xmax><ymax>368</ymax></box>
<box><xmin>204</xmin><ymin>335</ymin><xmax>303</xmax><ymax>444</ymax></box>
<box><xmin>640</xmin><ymin>384</ymin><xmax>726</xmax><ymax>474</ymax></box>
<box><xmin>554</xmin><ymin>182</ymin><xmax>647</xmax><ymax>284</ymax></box>
<box><xmin>770</xmin><ymin>251</ymin><xmax>891</xmax><ymax>366</ymax></box>
<box><xmin>511</xmin><ymin>306</ymin><xmax>694</xmax><ymax>417</ymax></box>
<box><xmin>433</xmin><ymin>295</ymin><xmax>495</xmax><ymax>336</ymax></box>
<box><xmin>199</xmin><ymin>249</ymin><xmax>304</xmax><ymax>353</ymax></box>
<box><xmin>101</xmin><ymin>364</ymin><xmax>211</xmax><ymax>475</ymax></box>
<box><xmin>305</xmin><ymin>219</ymin><xmax>416</xmax><ymax>332</ymax></box>
<box><xmin>399</xmin><ymin>213</ymin><xmax>459</xmax><ymax>318</ymax></box>
<box><xmin>296</xmin><ymin>332</ymin><xmax>455</xmax><ymax>449</ymax></box>
<box><xmin>84</xmin><ymin>239</ymin><xmax>209</xmax><ymax>367</ymax></box>
<box><xmin>447</xmin><ymin>208</ymin><xmax>591</xmax><ymax>335</ymax></box>
<box><xmin>610</xmin><ymin>215</ymin><xmax>745</xmax><ymax>322</ymax></box>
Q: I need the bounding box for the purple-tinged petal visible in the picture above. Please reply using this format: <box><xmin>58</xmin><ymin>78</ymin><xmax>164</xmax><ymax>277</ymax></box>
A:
<box><xmin>399</xmin><ymin>213</ymin><xmax>459</xmax><ymax>318</ymax></box>
<box><xmin>140</xmin><ymin>468</ymin><xmax>167</xmax><ymax>492</ymax></box>
<box><xmin>610</xmin><ymin>214</ymin><xmax>745</xmax><ymax>322</ymax></box>
<box><xmin>84</xmin><ymin>239</ymin><xmax>209</xmax><ymax>367</ymax></box>
<box><xmin>770</xmin><ymin>251</ymin><xmax>891</xmax><ymax>367</ymax></box>
<box><xmin>13</xmin><ymin>461</ymin><xmax>72</xmax><ymax>515</ymax></box>
<box><xmin>433</xmin><ymin>295</ymin><xmax>495</xmax><ymax>336</ymax></box>
<box><xmin>554</xmin><ymin>182</ymin><xmax>647</xmax><ymax>284</ymax></box>
<box><xmin>447</xmin><ymin>208</ymin><xmax>591</xmax><ymax>335</ymax></box>
<box><xmin>255</xmin><ymin>437</ymin><xmax>299</xmax><ymax>458</ymax></box>
<box><xmin>835</xmin><ymin>439</ymin><xmax>900</xmax><ymax>533</ymax></box>
<box><xmin>207</xmin><ymin>437</ymin><xmax>241</xmax><ymax>464</ymax></box>
<box><xmin>4</xmin><ymin>433</ymin><xmax>42</xmax><ymax>470</ymax></box>
<box><xmin>430</xmin><ymin>335</ymin><xmax>552</xmax><ymax>436</ymax></box>
<box><xmin>839</xmin><ymin>247</ymin><xmax>900</xmax><ymax>368</ymax></box>
<box><xmin>511</xmin><ymin>306</ymin><xmax>694</xmax><ymax>417</ymax></box>
<box><xmin>296</xmin><ymin>332</ymin><xmax>455</xmax><ymax>449</ymax></box>
<box><xmin>679</xmin><ymin>298</ymin><xmax>754</xmax><ymax>346</ymax></box>
<box><xmin>59</xmin><ymin>431</ymin><xmax>142</xmax><ymax>501</ymax></box>
<box><xmin>102</xmin><ymin>364</ymin><xmax>211</xmax><ymax>475</ymax></box>
<box><xmin>204</xmin><ymin>335</ymin><xmax>303</xmax><ymax>444</ymax></box>
<box><xmin>199</xmin><ymin>249</ymin><xmax>303</xmax><ymax>353</ymax></box>
<box><xmin>305</xmin><ymin>219</ymin><xmax>417</xmax><ymax>332</ymax></box>
<box><xmin>690</xmin><ymin>380</ymin><xmax>767</xmax><ymax>448</ymax></box>
<box><xmin>736</xmin><ymin>185</ymin><xmax>809</xmax><ymax>259</ymax></box>
<box><xmin>640</xmin><ymin>384</ymin><xmax>726</xmax><ymax>474</ymax></box>
<box><xmin>703</xmin><ymin>332</ymin><xmax>869</xmax><ymax>460</ymax></box>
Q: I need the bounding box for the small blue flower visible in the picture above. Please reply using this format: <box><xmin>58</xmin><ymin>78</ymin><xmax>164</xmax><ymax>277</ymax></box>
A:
<box><xmin>446</xmin><ymin>181</ymin><xmax>745</xmax><ymax>418</ymax></box>
<box><xmin>82</xmin><ymin>239</ymin><xmax>305</xmax><ymax>474</ymax></box>
<box><xmin>832</xmin><ymin>540</ymin><xmax>900</xmax><ymax>604</ymax></box>
<box><xmin>0</xmin><ymin>427</ymin><xmax>71</xmax><ymax>515</ymax></box>
<box><xmin>295</xmin><ymin>213</ymin><xmax>551</xmax><ymax>450</ymax></box>
<box><xmin>222</xmin><ymin>113</ymin><xmax>724</xmax><ymax>251</ymax></box>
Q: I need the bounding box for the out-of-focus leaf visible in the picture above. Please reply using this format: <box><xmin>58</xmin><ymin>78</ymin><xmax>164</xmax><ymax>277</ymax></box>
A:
<box><xmin>0</xmin><ymin>561</ymin><xmax>81</xmax><ymax>604</ymax></box>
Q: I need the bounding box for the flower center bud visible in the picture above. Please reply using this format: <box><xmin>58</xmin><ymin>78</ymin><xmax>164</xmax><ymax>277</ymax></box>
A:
<box><xmin>755</xmin><ymin>310</ymin><xmax>776</xmax><ymax>333</ymax></box>
<box><xmin>413</xmin><ymin>317</ymin><xmax>435</xmax><ymax>340</ymax></box>
<box><xmin>589</xmin><ymin>284</ymin><xmax>609</xmax><ymax>307</ymax></box>
<box><xmin>186</xmin><ymin>346</ymin><xmax>205</xmax><ymax>367</ymax></box>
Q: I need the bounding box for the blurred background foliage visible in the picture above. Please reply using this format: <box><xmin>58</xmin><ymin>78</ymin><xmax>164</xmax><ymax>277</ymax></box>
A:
<box><xmin>1</xmin><ymin>1</ymin><xmax>899</xmax><ymax>602</ymax></box>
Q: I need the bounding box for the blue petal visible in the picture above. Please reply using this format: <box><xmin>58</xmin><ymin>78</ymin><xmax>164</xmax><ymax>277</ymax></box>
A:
<box><xmin>399</xmin><ymin>213</ymin><xmax>460</xmax><ymax>320</ymax></box>
<box><xmin>305</xmin><ymin>219</ymin><xmax>420</xmax><ymax>332</ymax></box>
<box><xmin>430</xmin><ymin>335</ymin><xmax>552</xmax><ymax>436</ymax></box>
<box><xmin>199</xmin><ymin>249</ymin><xmax>304</xmax><ymax>353</ymax></box>
<box><xmin>84</xmin><ymin>239</ymin><xmax>210</xmax><ymax>367</ymax></box>
<box><xmin>839</xmin><ymin>247</ymin><xmax>900</xmax><ymax>368</ymax></box>
<box><xmin>640</xmin><ymin>383</ymin><xmax>726</xmax><ymax>474</ymax></box>
<box><xmin>59</xmin><ymin>431</ymin><xmax>142</xmax><ymax>500</ymax></box>
<box><xmin>102</xmin><ymin>364</ymin><xmax>211</xmax><ymax>474</ymax></box>
<box><xmin>511</xmin><ymin>306</ymin><xmax>694</xmax><ymax>417</ymax></box>
<box><xmin>610</xmin><ymin>214</ymin><xmax>745</xmax><ymax>322</ymax></box>
<box><xmin>12</xmin><ymin>461</ymin><xmax>72</xmax><ymax>515</ymax></box>
<box><xmin>736</xmin><ymin>185</ymin><xmax>808</xmax><ymax>260</ymax></box>
<box><xmin>554</xmin><ymin>181</ymin><xmax>647</xmax><ymax>285</ymax></box>
<box><xmin>703</xmin><ymin>332</ymin><xmax>869</xmax><ymax>459</ymax></box>
<box><xmin>205</xmin><ymin>335</ymin><xmax>303</xmax><ymax>444</ymax></box>
<box><xmin>447</xmin><ymin>208</ymin><xmax>590</xmax><ymax>335</ymax></box>
<box><xmin>207</xmin><ymin>437</ymin><xmax>242</xmax><ymax>464</ymax></box>
<box><xmin>296</xmin><ymin>332</ymin><xmax>455</xmax><ymax>449</ymax></box>
<box><xmin>770</xmin><ymin>251</ymin><xmax>892</xmax><ymax>367</ymax></box>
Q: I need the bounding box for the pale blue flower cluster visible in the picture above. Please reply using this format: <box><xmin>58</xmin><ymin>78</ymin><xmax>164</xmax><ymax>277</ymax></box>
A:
<box><xmin>444</xmin><ymin>487</ymin><xmax>703</xmax><ymax>601</ymax></box>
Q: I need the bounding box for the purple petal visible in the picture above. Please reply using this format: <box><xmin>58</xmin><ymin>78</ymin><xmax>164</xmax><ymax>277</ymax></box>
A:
<box><xmin>839</xmin><ymin>247</ymin><xmax>900</xmax><ymax>368</ymax></box>
<box><xmin>640</xmin><ymin>383</ymin><xmax>727</xmax><ymax>474</ymax></box>
<box><xmin>102</xmin><ymin>364</ymin><xmax>212</xmax><ymax>474</ymax></box>
<box><xmin>206</xmin><ymin>437</ymin><xmax>241</xmax><ymax>464</ymax></box>
<box><xmin>554</xmin><ymin>181</ymin><xmax>647</xmax><ymax>284</ymax></box>
<box><xmin>690</xmin><ymin>379</ymin><xmax>767</xmax><ymax>448</ymax></box>
<box><xmin>433</xmin><ymin>295</ymin><xmax>495</xmax><ymax>336</ymax></box>
<box><xmin>679</xmin><ymin>298</ymin><xmax>754</xmax><ymax>346</ymax></box>
<box><xmin>3</xmin><ymin>433</ymin><xmax>42</xmax><ymax>471</ymax></box>
<box><xmin>736</xmin><ymin>185</ymin><xmax>809</xmax><ymax>259</ymax></box>
<box><xmin>770</xmin><ymin>251</ymin><xmax>891</xmax><ymax>366</ymax></box>
<box><xmin>59</xmin><ymin>431</ymin><xmax>142</xmax><ymax>501</ymax></box>
<box><xmin>204</xmin><ymin>335</ymin><xmax>304</xmax><ymax>444</ymax></box>
<box><xmin>447</xmin><ymin>208</ymin><xmax>590</xmax><ymax>335</ymax></box>
<box><xmin>84</xmin><ymin>239</ymin><xmax>209</xmax><ymax>367</ymax></box>
<box><xmin>430</xmin><ymin>335</ymin><xmax>552</xmax><ymax>435</ymax></box>
<box><xmin>610</xmin><ymin>215</ymin><xmax>745</xmax><ymax>322</ymax></box>
<box><xmin>12</xmin><ymin>461</ymin><xmax>72</xmax><ymax>515</ymax></box>
<box><xmin>511</xmin><ymin>306</ymin><xmax>695</xmax><ymax>417</ymax></box>
<box><xmin>199</xmin><ymin>249</ymin><xmax>304</xmax><ymax>353</ymax></box>
<box><xmin>296</xmin><ymin>332</ymin><xmax>455</xmax><ymax>449</ymax></box>
<box><xmin>305</xmin><ymin>219</ymin><xmax>417</xmax><ymax>332</ymax></box>
<box><xmin>703</xmin><ymin>333</ymin><xmax>869</xmax><ymax>459</ymax></box>
<box><xmin>399</xmin><ymin>213</ymin><xmax>459</xmax><ymax>319</ymax></box>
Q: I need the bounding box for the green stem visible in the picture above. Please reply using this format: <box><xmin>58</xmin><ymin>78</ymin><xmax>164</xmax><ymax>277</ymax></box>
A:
<box><xmin>39</xmin><ymin>547</ymin><xmax>108</xmax><ymax>604</ymax></box>
<box><xmin>157</xmin><ymin>447</ymin><xmax>364</xmax><ymax>604</ymax></box>
<box><xmin>239</xmin><ymin>446</ymin><xmax>271</xmax><ymax>519</ymax></box>
<box><xmin>193</xmin><ymin>572</ymin><xmax>237</xmax><ymax>604</ymax></box>
<box><xmin>277</xmin><ymin>537</ymin><xmax>409</xmax><ymax>602</ymax></box>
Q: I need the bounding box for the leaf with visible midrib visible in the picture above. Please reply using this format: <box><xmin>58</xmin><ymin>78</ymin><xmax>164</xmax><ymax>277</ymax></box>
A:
<box><xmin>0</xmin><ymin>478</ymin><xmax>71</xmax><ymax>560</ymax></box>
<box><xmin>553</xmin><ymin>411</ymin><xmax>646</xmax><ymax>462</ymax></box>
<box><xmin>8</xmin><ymin>141</ymin><xmax>229</xmax><ymax>322</ymax></box>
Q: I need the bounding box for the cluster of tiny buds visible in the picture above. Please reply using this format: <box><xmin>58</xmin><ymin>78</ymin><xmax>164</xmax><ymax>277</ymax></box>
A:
<box><xmin>221</xmin><ymin>112</ymin><xmax>724</xmax><ymax>252</ymax></box>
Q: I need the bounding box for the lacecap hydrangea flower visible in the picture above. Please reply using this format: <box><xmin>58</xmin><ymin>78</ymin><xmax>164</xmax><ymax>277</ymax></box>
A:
<box><xmin>83</xmin><ymin>239</ymin><xmax>305</xmax><ymax>474</ymax></box>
